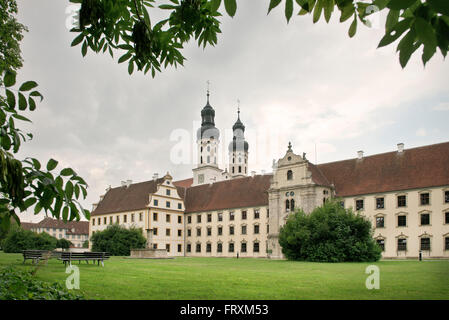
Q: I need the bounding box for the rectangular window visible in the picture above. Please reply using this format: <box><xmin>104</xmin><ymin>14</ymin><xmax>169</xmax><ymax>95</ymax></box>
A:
<box><xmin>254</xmin><ymin>225</ymin><xmax>260</xmax><ymax>234</ymax></box>
<box><xmin>229</xmin><ymin>226</ymin><xmax>234</xmax><ymax>235</ymax></box>
<box><xmin>207</xmin><ymin>227</ymin><xmax>212</xmax><ymax>236</ymax></box>
<box><xmin>397</xmin><ymin>195</ymin><xmax>406</xmax><ymax>207</ymax></box>
<box><xmin>217</xmin><ymin>243</ymin><xmax>222</xmax><ymax>253</ymax></box>
<box><xmin>241</xmin><ymin>242</ymin><xmax>247</xmax><ymax>253</ymax></box>
<box><xmin>178</xmin><ymin>229</ymin><xmax>182</xmax><ymax>237</ymax></box>
<box><xmin>445</xmin><ymin>237</ymin><xmax>449</xmax><ymax>250</ymax></box>
<box><xmin>187</xmin><ymin>216</ymin><xmax>191</xmax><ymax>224</ymax></box>
<box><xmin>139</xmin><ymin>212</ymin><xmax>143</xmax><ymax>221</ymax></box>
<box><xmin>206</xmin><ymin>243</ymin><xmax>212</xmax><ymax>253</ymax></box>
<box><xmin>154</xmin><ymin>199</ymin><xmax>158</xmax><ymax>206</ymax></box>
<box><xmin>166</xmin><ymin>189</ymin><xmax>171</xmax><ymax>196</ymax></box>
<box><xmin>377</xmin><ymin>239</ymin><xmax>385</xmax><ymax>251</ymax></box>
<box><xmin>104</xmin><ymin>217</ymin><xmax>107</xmax><ymax>224</ymax></box>
<box><xmin>187</xmin><ymin>244</ymin><xmax>191</xmax><ymax>252</ymax></box>
<box><xmin>109</xmin><ymin>216</ymin><xmax>113</xmax><ymax>224</ymax></box>
<box><xmin>153</xmin><ymin>228</ymin><xmax>158</xmax><ymax>236</ymax></box>
<box><xmin>218</xmin><ymin>213</ymin><xmax>223</xmax><ymax>222</ymax></box>
<box><xmin>445</xmin><ymin>191</ymin><xmax>449</xmax><ymax>204</ymax></box>
<box><xmin>267</xmin><ymin>224</ymin><xmax>269</xmax><ymax>234</ymax></box>
<box><xmin>197</xmin><ymin>215</ymin><xmax>201</xmax><ymax>223</ymax></box>
<box><xmin>241</xmin><ymin>225</ymin><xmax>247</xmax><ymax>235</ymax></box>
<box><xmin>131</xmin><ymin>213</ymin><xmax>134</xmax><ymax>222</ymax></box>
<box><xmin>197</xmin><ymin>228</ymin><xmax>201</xmax><ymax>237</ymax></box>
<box><xmin>446</xmin><ymin>212</ymin><xmax>449</xmax><ymax>224</ymax></box>
<box><xmin>420</xmin><ymin>193</ymin><xmax>430</xmax><ymax>205</ymax></box>
<box><xmin>98</xmin><ymin>218</ymin><xmax>101</xmax><ymax>225</ymax></box>
<box><xmin>420</xmin><ymin>213</ymin><xmax>430</xmax><ymax>226</ymax></box>
<box><xmin>242</xmin><ymin>211</ymin><xmax>247</xmax><ymax>220</ymax></box>
<box><xmin>178</xmin><ymin>215</ymin><xmax>182</xmax><ymax>224</ymax></box>
<box><xmin>92</xmin><ymin>219</ymin><xmax>95</xmax><ymax>226</ymax></box>
<box><xmin>153</xmin><ymin>212</ymin><xmax>158</xmax><ymax>221</ymax></box>
<box><xmin>267</xmin><ymin>209</ymin><xmax>269</xmax><ymax>218</ymax></box>
<box><xmin>376</xmin><ymin>197</ymin><xmax>384</xmax><ymax>209</ymax></box>
<box><xmin>376</xmin><ymin>217</ymin><xmax>385</xmax><ymax>228</ymax></box>
<box><xmin>153</xmin><ymin>243</ymin><xmax>158</xmax><ymax>249</ymax></box>
<box><xmin>178</xmin><ymin>244</ymin><xmax>182</xmax><ymax>253</ymax></box>
<box><xmin>166</xmin><ymin>244</ymin><xmax>170</xmax><ymax>252</ymax></box>
<box><xmin>166</xmin><ymin>214</ymin><xmax>171</xmax><ymax>223</ymax></box>
<box><xmin>207</xmin><ymin>214</ymin><xmax>212</xmax><ymax>223</ymax></box>
<box><xmin>356</xmin><ymin>199</ymin><xmax>364</xmax><ymax>211</ymax></box>
<box><xmin>397</xmin><ymin>238</ymin><xmax>407</xmax><ymax>251</ymax></box>
<box><xmin>166</xmin><ymin>201</ymin><xmax>170</xmax><ymax>208</ymax></box>
<box><xmin>254</xmin><ymin>209</ymin><xmax>260</xmax><ymax>219</ymax></box>
<box><xmin>196</xmin><ymin>243</ymin><xmax>201</xmax><ymax>253</ymax></box>
<box><xmin>420</xmin><ymin>238</ymin><xmax>431</xmax><ymax>251</ymax></box>
<box><xmin>229</xmin><ymin>212</ymin><xmax>235</xmax><ymax>221</ymax></box>
<box><xmin>178</xmin><ymin>203</ymin><xmax>182</xmax><ymax>210</ymax></box>
<box><xmin>187</xmin><ymin>229</ymin><xmax>191</xmax><ymax>237</ymax></box>
<box><xmin>229</xmin><ymin>243</ymin><xmax>234</xmax><ymax>253</ymax></box>
<box><xmin>253</xmin><ymin>242</ymin><xmax>260</xmax><ymax>253</ymax></box>
<box><xmin>166</xmin><ymin>229</ymin><xmax>171</xmax><ymax>236</ymax></box>
<box><xmin>123</xmin><ymin>215</ymin><xmax>127</xmax><ymax>223</ymax></box>
<box><xmin>218</xmin><ymin>226</ymin><xmax>222</xmax><ymax>236</ymax></box>
<box><xmin>397</xmin><ymin>215</ymin><xmax>407</xmax><ymax>227</ymax></box>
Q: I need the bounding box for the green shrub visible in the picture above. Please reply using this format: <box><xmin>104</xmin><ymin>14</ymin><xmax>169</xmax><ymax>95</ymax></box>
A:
<box><xmin>0</xmin><ymin>267</ymin><xmax>84</xmax><ymax>300</ymax></box>
<box><xmin>90</xmin><ymin>224</ymin><xmax>146</xmax><ymax>256</ymax></box>
<box><xmin>56</xmin><ymin>238</ymin><xmax>72</xmax><ymax>249</ymax></box>
<box><xmin>279</xmin><ymin>200</ymin><xmax>382</xmax><ymax>262</ymax></box>
<box><xmin>2</xmin><ymin>229</ymin><xmax>58</xmax><ymax>253</ymax></box>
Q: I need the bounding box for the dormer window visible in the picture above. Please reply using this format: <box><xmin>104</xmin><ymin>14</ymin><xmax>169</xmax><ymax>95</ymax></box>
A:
<box><xmin>287</xmin><ymin>170</ymin><xmax>293</xmax><ymax>181</ymax></box>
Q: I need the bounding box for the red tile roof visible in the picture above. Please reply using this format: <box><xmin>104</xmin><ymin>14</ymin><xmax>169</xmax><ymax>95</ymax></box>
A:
<box><xmin>317</xmin><ymin>141</ymin><xmax>449</xmax><ymax>197</ymax></box>
<box><xmin>173</xmin><ymin>178</ymin><xmax>193</xmax><ymax>188</ymax></box>
<box><xmin>183</xmin><ymin>175</ymin><xmax>272</xmax><ymax>213</ymax></box>
<box><xmin>21</xmin><ymin>217</ymin><xmax>89</xmax><ymax>235</ymax></box>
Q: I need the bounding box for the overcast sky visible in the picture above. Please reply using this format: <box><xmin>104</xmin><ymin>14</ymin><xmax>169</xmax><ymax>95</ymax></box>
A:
<box><xmin>15</xmin><ymin>1</ymin><xmax>449</xmax><ymax>222</ymax></box>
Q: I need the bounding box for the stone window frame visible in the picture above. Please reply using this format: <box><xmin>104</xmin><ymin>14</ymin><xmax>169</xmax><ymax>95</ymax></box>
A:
<box><xmin>254</xmin><ymin>208</ymin><xmax>260</xmax><ymax>219</ymax></box>
<box><xmin>374</xmin><ymin>213</ymin><xmax>386</xmax><ymax>229</ymax></box>
<box><xmin>178</xmin><ymin>215</ymin><xmax>182</xmax><ymax>224</ymax></box>
<box><xmin>241</xmin><ymin>223</ymin><xmax>247</xmax><ymax>235</ymax></box>
<box><xmin>395</xmin><ymin>233</ymin><xmax>408</xmax><ymax>252</ymax></box>
<box><xmin>253</xmin><ymin>222</ymin><xmax>260</xmax><ymax>235</ymax></box>
<box><xmin>229</xmin><ymin>224</ymin><xmax>235</xmax><ymax>235</ymax></box>
<box><xmin>253</xmin><ymin>240</ymin><xmax>260</xmax><ymax>253</ymax></box>
<box><xmin>217</xmin><ymin>224</ymin><xmax>223</xmax><ymax>236</ymax></box>
<box><xmin>165</xmin><ymin>228</ymin><xmax>171</xmax><ymax>237</ymax></box>
<box><xmin>241</xmin><ymin>210</ymin><xmax>247</xmax><ymax>220</ymax></box>
<box><xmin>197</xmin><ymin>214</ymin><xmax>202</xmax><ymax>223</ymax></box>
<box><xmin>374</xmin><ymin>235</ymin><xmax>386</xmax><ymax>252</ymax></box>
<box><xmin>109</xmin><ymin>216</ymin><xmax>113</xmax><ymax>225</ymax></box>
<box><xmin>195</xmin><ymin>242</ymin><xmax>201</xmax><ymax>253</ymax></box>
<box><xmin>240</xmin><ymin>240</ymin><xmax>247</xmax><ymax>253</ymax></box>
<box><xmin>207</xmin><ymin>213</ymin><xmax>212</xmax><ymax>223</ymax></box>
<box><xmin>206</xmin><ymin>241</ymin><xmax>212</xmax><ymax>253</ymax></box>
<box><xmin>207</xmin><ymin>226</ymin><xmax>212</xmax><ymax>236</ymax></box>
<box><xmin>374</xmin><ymin>195</ymin><xmax>386</xmax><ymax>210</ymax></box>
<box><xmin>166</xmin><ymin>214</ymin><xmax>170</xmax><ymax>223</ymax></box>
<box><xmin>187</xmin><ymin>228</ymin><xmax>191</xmax><ymax>237</ymax></box>
<box><xmin>355</xmin><ymin>197</ymin><xmax>365</xmax><ymax>211</ymax></box>
<box><xmin>177</xmin><ymin>229</ymin><xmax>182</xmax><ymax>237</ymax></box>
<box><xmin>444</xmin><ymin>209</ymin><xmax>449</xmax><ymax>225</ymax></box>
<box><xmin>443</xmin><ymin>232</ymin><xmax>449</xmax><ymax>251</ymax></box>
<box><xmin>418</xmin><ymin>232</ymin><xmax>432</xmax><ymax>251</ymax></box>
<box><xmin>443</xmin><ymin>188</ymin><xmax>449</xmax><ymax>204</ymax></box>
<box><xmin>196</xmin><ymin>227</ymin><xmax>201</xmax><ymax>237</ymax></box>
<box><xmin>396</xmin><ymin>193</ymin><xmax>408</xmax><ymax>209</ymax></box>
<box><xmin>418</xmin><ymin>210</ymin><xmax>432</xmax><ymax>227</ymax></box>
<box><xmin>418</xmin><ymin>189</ymin><xmax>431</xmax><ymax>207</ymax></box>
<box><xmin>217</xmin><ymin>212</ymin><xmax>223</xmax><ymax>222</ymax></box>
<box><xmin>228</xmin><ymin>241</ymin><xmax>235</xmax><ymax>253</ymax></box>
<box><xmin>395</xmin><ymin>211</ymin><xmax>408</xmax><ymax>228</ymax></box>
<box><xmin>217</xmin><ymin>241</ymin><xmax>223</xmax><ymax>253</ymax></box>
<box><xmin>229</xmin><ymin>211</ymin><xmax>235</xmax><ymax>221</ymax></box>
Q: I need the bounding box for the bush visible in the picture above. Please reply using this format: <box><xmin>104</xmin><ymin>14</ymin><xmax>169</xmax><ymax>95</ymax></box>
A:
<box><xmin>56</xmin><ymin>238</ymin><xmax>72</xmax><ymax>249</ymax></box>
<box><xmin>279</xmin><ymin>200</ymin><xmax>382</xmax><ymax>262</ymax></box>
<box><xmin>2</xmin><ymin>228</ymin><xmax>58</xmax><ymax>253</ymax></box>
<box><xmin>0</xmin><ymin>267</ymin><xmax>84</xmax><ymax>300</ymax></box>
<box><xmin>90</xmin><ymin>224</ymin><xmax>146</xmax><ymax>256</ymax></box>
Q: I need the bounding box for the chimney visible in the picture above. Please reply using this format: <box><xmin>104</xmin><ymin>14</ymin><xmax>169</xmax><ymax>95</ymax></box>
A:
<box><xmin>92</xmin><ymin>203</ymin><xmax>98</xmax><ymax>211</ymax></box>
<box><xmin>397</xmin><ymin>143</ymin><xmax>404</xmax><ymax>153</ymax></box>
<box><xmin>357</xmin><ymin>150</ymin><xmax>364</xmax><ymax>160</ymax></box>
<box><xmin>126</xmin><ymin>180</ymin><xmax>132</xmax><ymax>188</ymax></box>
<box><xmin>105</xmin><ymin>185</ymin><xmax>111</xmax><ymax>192</ymax></box>
<box><xmin>99</xmin><ymin>195</ymin><xmax>104</xmax><ymax>202</ymax></box>
<box><xmin>121</xmin><ymin>181</ymin><xmax>127</xmax><ymax>187</ymax></box>
<box><xmin>152</xmin><ymin>173</ymin><xmax>159</xmax><ymax>180</ymax></box>
<box><xmin>251</xmin><ymin>171</ymin><xmax>256</xmax><ymax>177</ymax></box>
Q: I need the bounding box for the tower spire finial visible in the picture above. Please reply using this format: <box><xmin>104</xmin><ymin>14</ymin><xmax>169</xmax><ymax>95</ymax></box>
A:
<box><xmin>237</xmin><ymin>99</ymin><xmax>240</xmax><ymax>119</ymax></box>
<box><xmin>206</xmin><ymin>80</ymin><xmax>210</xmax><ymax>103</ymax></box>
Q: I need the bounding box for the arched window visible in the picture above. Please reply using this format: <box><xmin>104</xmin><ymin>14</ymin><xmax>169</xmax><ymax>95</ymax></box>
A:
<box><xmin>207</xmin><ymin>156</ymin><xmax>210</xmax><ymax>163</ymax></box>
<box><xmin>239</xmin><ymin>166</ymin><xmax>242</xmax><ymax>173</ymax></box>
<box><xmin>232</xmin><ymin>167</ymin><xmax>235</xmax><ymax>173</ymax></box>
<box><xmin>287</xmin><ymin>170</ymin><xmax>293</xmax><ymax>180</ymax></box>
<box><xmin>286</xmin><ymin>199</ymin><xmax>290</xmax><ymax>211</ymax></box>
<box><xmin>290</xmin><ymin>199</ymin><xmax>295</xmax><ymax>211</ymax></box>
<box><xmin>200</xmin><ymin>156</ymin><xmax>203</xmax><ymax>164</ymax></box>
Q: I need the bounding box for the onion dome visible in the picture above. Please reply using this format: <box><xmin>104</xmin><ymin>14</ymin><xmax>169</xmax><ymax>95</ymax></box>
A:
<box><xmin>228</xmin><ymin>137</ymin><xmax>249</xmax><ymax>152</ymax></box>
<box><xmin>228</xmin><ymin>108</ymin><xmax>248</xmax><ymax>152</ymax></box>
<box><xmin>197</xmin><ymin>93</ymin><xmax>220</xmax><ymax>140</ymax></box>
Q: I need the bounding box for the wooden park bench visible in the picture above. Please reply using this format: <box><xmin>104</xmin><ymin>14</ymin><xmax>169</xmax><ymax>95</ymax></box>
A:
<box><xmin>58</xmin><ymin>252</ymin><xmax>110</xmax><ymax>267</ymax></box>
<box><xmin>22</xmin><ymin>250</ymin><xmax>56</xmax><ymax>264</ymax></box>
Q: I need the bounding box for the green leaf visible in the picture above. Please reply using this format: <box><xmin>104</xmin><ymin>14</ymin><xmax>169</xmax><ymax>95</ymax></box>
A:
<box><xmin>82</xmin><ymin>40</ymin><xmax>87</xmax><ymax>57</ymax></box>
<box><xmin>28</xmin><ymin>97</ymin><xmax>36</xmax><ymax>111</ymax></box>
<box><xmin>285</xmin><ymin>0</ymin><xmax>294</xmax><ymax>23</ymax></box>
<box><xmin>23</xmin><ymin>198</ymin><xmax>37</xmax><ymax>210</ymax></box>
<box><xmin>268</xmin><ymin>0</ymin><xmax>282</xmax><ymax>14</ymax></box>
<box><xmin>323</xmin><ymin>0</ymin><xmax>334</xmax><ymax>23</ymax></box>
<box><xmin>71</xmin><ymin>33</ymin><xmax>84</xmax><ymax>47</ymax></box>
<box><xmin>397</xmin><ymin>28</ymin><xmax>419</xmax><ymax>68</ymax></box>
<box><xmin>128</xmin><ymin>60</ymin><xmax>134</xmax><ymax>75</ymax></box>
<box><xmin>62</xmin><ymin>206</ymin><xmax>69</xmax><ymax>221</ymax></box>
<box><xmin>6</xmin><ymin>90</ymin><xmax>15</xmax><ymax>109</ymax></box>
<box><xmin>60</xmin><ymin>168</ymin><xmax>75</xmax><ymax>176</ymax></box>
<box><xmin>46</xmin><ymin>158</ymin><xmax>58</xmax><ymax>171</ymax></box>
<box><xmin>19</xmin><ymin>81</ymin><xmax>38</xmax><ymax>92</ymax></box>
<box><xmin>118</xmin><ymin>52</ymin><xmax>132</xmax><ymax>63</ymax></box>
<box><xmin>427</xmin><ymin>0</ymin><xmax>449</xmax><ymax>16</ymax></box>
<box><xmin>11</xmin><ymin>114</ymin><xmax>31</xmax><ymax>123</ymax></box>
<box><xmin>313</xmin><ymin>0</ymin><xmax>323</xmax><ymax>23</ymax></box>
<box><xmin>210</xmin><ymin>0</ymin><xmax>221</xmax><ymax>12</ymax></box>
<box><xmin>385</xmin><ymin>9</ymin><xmax>400</xmax><ymax>32</ymax></box>
<box><xmin>378</xmin><ymin>18</ymin><xmax>412</xmax><ymax>48</ymax></box>
<box><xmin>339</xmin><ymin>3</ymin><xmax>355</xmax><ymax>23</ymax></box>
<box><xmin>18</xmin><ymin>93</ymin><xmax>27</xmax><ymax>110</ymax></box>
<box><xmin>348</xmin><ymin>14</ymin><xmax>357</xmax><ymax>38</ymax></box>
<box><xmin>224</xmin><ymin>0</ymin><xmax>237</xmax><ymax>17</ymax></box>
<box><xmin>66</xmin><ymin>181</ymin><xmax>74</xmax><ymax>200</ymax></box>
<box><xmin>415</xmin><ymin>17</ymin><xmax>437</xmax><ymax>48</ymax></box>
<box><xmin>387</xmin><ymin>0</ymin><xmax>417</xmax><ymax>10</ymax></box>
<box><xmin>3</xmin><ymin>71</ymin><xmax>16</xmax><ymax>87</ymax></box>
<box><xmin>30</xmin><ymin>91</ymin><xmax>44</xmax><ymax>102</ymax></box>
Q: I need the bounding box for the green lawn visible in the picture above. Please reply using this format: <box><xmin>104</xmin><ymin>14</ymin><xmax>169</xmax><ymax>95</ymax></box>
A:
<box><xmin>1</xmin><ymin>252</ymin><xmax>448</xmax><ymax>299</ymax></box>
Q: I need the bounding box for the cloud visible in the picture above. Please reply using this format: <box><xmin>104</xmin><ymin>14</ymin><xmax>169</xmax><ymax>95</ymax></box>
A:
<box><xmin>416</xmin><ymin>128</ymin><xmax>427</xmax><ymax>137</ymax></box>
<box><xmin>433</xmin><ymin>102</ymin><xmax>449</xmax><ymax>111</ymax></box>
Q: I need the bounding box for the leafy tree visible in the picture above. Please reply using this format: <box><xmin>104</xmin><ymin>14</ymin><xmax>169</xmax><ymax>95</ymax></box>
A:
<box><xmin>70</xmin><ymin>0</ymin><xmax>449</xmax><ymax>75</ymax></box>
<box><xmin>90</xmin><ymin>224</ymin><xmax>146</xmax><ymax>256</ymax></box>
<box><xmin>56</xmin><ymin>238</ymin><xmax>72</xmax><ymax>249</ymax></box>
<box><xmin>0</xmin><ymin>0</ymin><xmax>90</xmax><ymax>234</ymax></box>
<box><xmin>278</xmin><ymin>200</ymin><xmax>382</xmax><ymax>262</ymax></box>
<box><xmin>82</xmin><ymin>239</ymin><xmax>89</xmax><ymax>248</ymax></box>
<box><xmin>2</xmin><ymin>228</ymin><xmax>58</xmax><ymax>252</ymax></box>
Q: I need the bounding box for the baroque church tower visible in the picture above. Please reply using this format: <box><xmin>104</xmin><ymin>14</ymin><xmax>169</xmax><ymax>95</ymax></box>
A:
<box><xmin>228</xmin><ymin>108</ymin><xmax>249</xmax><ymax>178</ymax></box>
<box><xmin>192</xmin><ymin>90</ymin><xmax>225</xmax><ymax>186</ymax></box>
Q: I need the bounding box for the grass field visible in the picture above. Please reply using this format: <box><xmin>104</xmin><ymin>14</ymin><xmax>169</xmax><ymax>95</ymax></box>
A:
<box><xmin>1</xmin><ymin>252</ymin><xmax>448</xmax><ymax>299</ymax></box>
